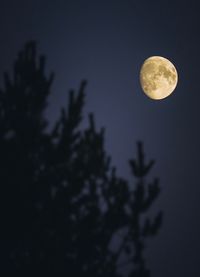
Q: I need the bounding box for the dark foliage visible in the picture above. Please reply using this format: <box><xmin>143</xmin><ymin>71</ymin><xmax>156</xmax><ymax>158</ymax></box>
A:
<box><xmin>0</xmin><ymin>41</ymin><xmax>162</xmax><ymax>276</ymax></box>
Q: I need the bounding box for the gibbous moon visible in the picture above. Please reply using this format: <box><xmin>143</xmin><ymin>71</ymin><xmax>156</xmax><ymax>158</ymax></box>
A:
<box><xmin>140</xmin><ymin>56</ymin><xmax>178</xmax><ymax>100</ymax></box>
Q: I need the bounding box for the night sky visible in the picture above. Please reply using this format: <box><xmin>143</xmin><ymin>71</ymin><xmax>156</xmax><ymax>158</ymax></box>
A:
<box><xmin>1</xmin><ymin>0</ymin><xmax>200</xmax><ymax>276</ymax></box>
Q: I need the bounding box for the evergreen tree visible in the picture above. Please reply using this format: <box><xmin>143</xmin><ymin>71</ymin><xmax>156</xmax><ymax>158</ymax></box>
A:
<box><xmin>0</xmin><ymin>41</ymin><xmax>162</xmax><ymax>276</ymax></box>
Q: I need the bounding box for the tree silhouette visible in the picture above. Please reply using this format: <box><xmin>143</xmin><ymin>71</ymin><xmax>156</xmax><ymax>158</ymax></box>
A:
<box><xmin>0</xmin><ymin>41</ymin><xmax>162</xmax><ymax>276</ymax></box>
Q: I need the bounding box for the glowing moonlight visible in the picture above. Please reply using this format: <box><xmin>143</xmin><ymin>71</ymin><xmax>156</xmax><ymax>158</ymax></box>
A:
<box><xmin>140</xmin><ymin>56</ymin><xmax>178</xmax><ymax>100</ymax></box>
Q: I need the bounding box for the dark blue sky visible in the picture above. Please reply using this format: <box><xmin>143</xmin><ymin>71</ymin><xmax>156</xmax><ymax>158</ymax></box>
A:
<box><xmin>1</xmin><ymin>0</ymin><xmax>200</xmax><ymax>276</ymax></box>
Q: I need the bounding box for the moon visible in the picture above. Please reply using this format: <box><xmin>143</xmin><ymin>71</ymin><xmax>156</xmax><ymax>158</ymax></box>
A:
<box><xmin>140</xmin><ymin>56</ymin><xmax>178</xmax><ymax>100</ymax></box>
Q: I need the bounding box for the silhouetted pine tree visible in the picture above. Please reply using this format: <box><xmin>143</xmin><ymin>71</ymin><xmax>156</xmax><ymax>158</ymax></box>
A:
<box><xmin>0</xmin><ymin>41</ymin><xmax>162</xmax><ymax>276</ymax></box>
